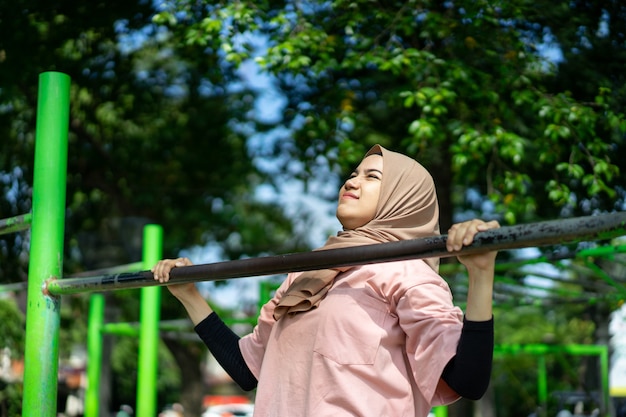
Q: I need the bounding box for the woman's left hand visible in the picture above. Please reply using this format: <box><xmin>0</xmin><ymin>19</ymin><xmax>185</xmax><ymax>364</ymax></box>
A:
<box><xmin>446</xmin><ymin>219</ymin><xmax>501</xmax><ymax>271</ymax></box>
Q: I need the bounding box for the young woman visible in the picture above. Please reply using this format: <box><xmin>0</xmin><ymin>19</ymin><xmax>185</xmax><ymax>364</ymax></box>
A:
<box><xmin>153</xmin><ymin>144</ymin><xmax>499</xmax><ymax>417</ymax></box>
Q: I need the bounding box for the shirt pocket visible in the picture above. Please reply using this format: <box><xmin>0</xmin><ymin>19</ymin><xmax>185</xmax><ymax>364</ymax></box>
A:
<box><xmin>313</xmin><ymin>289</ymin><xmax>388</xmax><ymax>365</ymax></box>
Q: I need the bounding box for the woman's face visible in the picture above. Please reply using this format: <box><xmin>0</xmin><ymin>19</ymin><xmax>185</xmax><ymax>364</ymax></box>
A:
<box><xmin>336</xmin><ymin>154</ymin><xmax>383</xmax><ymax>230</ymax></box>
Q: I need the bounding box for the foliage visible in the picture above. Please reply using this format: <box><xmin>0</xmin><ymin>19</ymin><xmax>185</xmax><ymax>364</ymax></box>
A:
<box><xmin>492</xmin><ymin>305</ymin><xmax>600</xmax><ymax>417</ymax></box>
<box><xmin>0</xmin><ymin>380</ymin><xmax>21</xmax><ymax>417</ymax></box>
<box><xmin>153</xmin><ymin>0</ymin><xmax>626</xmax><ymax>228</ymax></box>
<box><xmin>0</xmin><ymin>298</ymin><xmax>25</xmax><ymax>417</ymax></box>
<box><xmin>495</xmin><ymin>305</ymin><xmax>595</xmax><ymax>346</ymax></box>
<box><xmin>110</xmin><ymin>336</ymin><xmax>182</xmax><ymax>411</ymax></box>
<box><xmin>0</xmin><ymin>299</ymin><xmax>25</xmax><ymax>354</ymax></box>
<box><xmin>0</xmin><ymin>0</ymin><xmax>310</xmax><ymax>280</ymax></box>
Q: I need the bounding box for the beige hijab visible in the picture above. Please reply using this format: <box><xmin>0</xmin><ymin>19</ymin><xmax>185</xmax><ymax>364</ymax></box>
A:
<box><xmin>273</xmin><ymin>144</ymin><xmax>440</xmax><ymax>320</ymax></box>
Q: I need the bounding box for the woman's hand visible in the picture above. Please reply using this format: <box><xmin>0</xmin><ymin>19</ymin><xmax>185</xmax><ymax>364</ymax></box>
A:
<box><xmin>152</xmin><ymin>257</ymin><xmax>193</xmax><ymax>282</ymax></box>
<box><xmin>152</xmin><ymin>257</ymin><xmax>196</xmax><ymax>300</ymax></box>
<box><xmin>152</xmin><ymin>257</ymin><xmax>214</xmax><ymax>325</ymax></box>
<box><xmin>446</xmin><ymin>219</ymin><xmax>500</xmax><ymax>271</ymax></box>
<box><xmin>447</xmin><ymin>219</ymin><xmax>500</xmax><ymax>321</ymax></box>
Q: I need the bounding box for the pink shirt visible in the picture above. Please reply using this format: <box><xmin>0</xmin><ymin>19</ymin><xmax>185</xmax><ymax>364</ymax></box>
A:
<box><xmin>239</xmin><ymin>259</ymin><xmax>464</xmax><ymax>417</ymax></box>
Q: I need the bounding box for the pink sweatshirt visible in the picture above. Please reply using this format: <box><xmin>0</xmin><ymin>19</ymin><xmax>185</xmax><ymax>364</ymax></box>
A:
<box><xmin>239</xmin><ymin>259</ymin><xmax>464</xmax><ymax>417</ymax></box>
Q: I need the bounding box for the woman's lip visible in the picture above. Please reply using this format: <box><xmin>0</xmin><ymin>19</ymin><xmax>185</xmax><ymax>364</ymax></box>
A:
<box><xmin>342</xmin><ymin>192</ymin><xmax>358</xmax><ymax>199</ymax></box>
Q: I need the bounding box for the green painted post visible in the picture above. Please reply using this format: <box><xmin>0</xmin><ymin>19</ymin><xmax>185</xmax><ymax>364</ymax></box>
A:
<box><xmin>136</xmin><ymin>225</ymin><xmax>163</xmax><ymax>417</ymax></box>
<box><xmin>537</xmin><ymin>354</ymin><xmax>548</xmax><ymax>417</ymax></box>
<box><xmin>85</xmin><ymin>294</ymin><xmax>105</xmax><ymax>417</ymax></box>
<box><xmin>433</xmin><ymin>405</ymin><xmax>448</xmax><ymax>417</ymax></box>
<box><xmin>22</xmin><ymin>71</ymin><xmax>70</xmax><ymax>416</ymax></box>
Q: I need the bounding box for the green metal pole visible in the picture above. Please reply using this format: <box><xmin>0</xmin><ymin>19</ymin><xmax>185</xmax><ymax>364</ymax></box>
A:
<box><xmin>85</xmin><ymin>294</ymin><xmax>105</xmax><ymax>417</ymax></box>
<box><xmin>433</xmin><ymin>405</ymin><xmax>448</xmax><ymax>417</ymax></box>
<box><xmin>101</xmin><ymin>322</ymin><xmax>141</xmax><ymax>337</ymax></box>
<box><xmin>537</xmin><ymin>354</ymin><xmax>548</xmax><ymax>417</ymax></box>
<box><xmin>0</xmin><ymin>282</ymin><xmax>28</xmax><ymax>292</ymax></box>
<box><xmin>136</xmin><ymin>225</ymin><xmax>163</xmax><ymax>417</ymax></box>
<box><xmin>259</xmin><ymin>281</ymin><xmax>279</xmax><ymax>311</ymax></box>
<box><xmin>22</xmin><ymin>71</ymin><xmax>70</xmax><ymax>416</ymax></box>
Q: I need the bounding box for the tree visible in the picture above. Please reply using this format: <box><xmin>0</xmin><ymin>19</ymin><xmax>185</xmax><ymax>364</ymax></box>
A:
<box><xmin>0</xmin><ymin>0</ymin><xmax>310</xmax><ymax>273</ymax></box>
<box><xmin>0</xmin><ymin>0</ymin><xmax>309</xmax><ymax>415</ymax></box>
<box><xmin>154</xmin><ymin>0</ymin><xmax>625</xmax><ymax>227</ymax></box>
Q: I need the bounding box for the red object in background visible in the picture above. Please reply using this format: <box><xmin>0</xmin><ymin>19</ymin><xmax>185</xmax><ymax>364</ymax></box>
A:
<box><xmin>203</xmin><ymin>395</ymin><xmax>250</xmax><ymax>409</ymax></box>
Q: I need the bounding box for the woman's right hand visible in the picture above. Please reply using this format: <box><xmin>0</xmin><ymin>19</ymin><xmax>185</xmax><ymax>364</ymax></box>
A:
<box><xmin>152</xmin><ymin>257</ymin><xmax>197</xmax><ymax>300</ymax></box>
<box><xmin>152</xmin><ymin>257</ymin><xmax>214</xmax><ymax>324</ymax></box>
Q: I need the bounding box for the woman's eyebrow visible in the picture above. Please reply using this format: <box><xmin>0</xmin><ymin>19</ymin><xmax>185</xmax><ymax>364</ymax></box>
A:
<box><xmin>364</xmin><ymin>168</ymin><xmax>383</xmax><ymax>175</ymax></box>
<box><xmin>351</xmin><ymin>168</ymin><xmax>383</xmax><ymax>176</ymax></box>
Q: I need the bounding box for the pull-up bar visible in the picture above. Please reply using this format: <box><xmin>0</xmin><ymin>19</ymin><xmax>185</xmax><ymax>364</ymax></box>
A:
<box><xmin>46</xmin><ymin>211</ymin><xmax>626</xmax><ymax>296</ymax></box>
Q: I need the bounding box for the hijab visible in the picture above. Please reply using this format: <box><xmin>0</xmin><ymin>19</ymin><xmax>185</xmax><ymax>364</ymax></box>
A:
<box><xmin>273</xmin><ymin>144</ymin><xmax>440</xmax><ymax>320</ymax></box>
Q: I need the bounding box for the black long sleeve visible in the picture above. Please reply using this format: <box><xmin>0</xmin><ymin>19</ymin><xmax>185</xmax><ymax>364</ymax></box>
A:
<box><xmin>441</xmin><ymin>317</ymin><xmax>494</xmax><ymax>400</ymax></box>
<box><xmin>194</xmin><ymin>312</ymin><xmax>258</xmax><ymax>391</ymax></box>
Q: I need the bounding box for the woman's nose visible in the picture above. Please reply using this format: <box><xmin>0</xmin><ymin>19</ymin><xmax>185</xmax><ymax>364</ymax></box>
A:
<box><xmin>344</xmin><ymin>177</ymin><xmax>359</xmax><ymax>189</ymax></box>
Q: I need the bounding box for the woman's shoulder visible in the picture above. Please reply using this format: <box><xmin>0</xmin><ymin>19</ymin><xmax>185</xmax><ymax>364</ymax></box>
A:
<box><xmin>344</xmin><ymin>259</ymin><xmax>451</xmax><ymax>309</ymax></box>
<box><xmin>349</xmin><ymin>259</ymin><xmax>449</xmax><ymax>300</ymax></box>
<box><xmin>364</xmin><ymin>258</ymin><xmax>442</xmax><ymax>282</ymax></box>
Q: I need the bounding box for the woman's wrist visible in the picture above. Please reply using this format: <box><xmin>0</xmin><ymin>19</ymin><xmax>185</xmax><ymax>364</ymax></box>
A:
<box><xmin>464</xmin><ymin>271</ymin><xmax>494</xmax><ymax>321</ymax></box>
<box><xmin>177</xmin><ymin>289</ymin><xmax>214</xmax><ymax>325</ymax></box>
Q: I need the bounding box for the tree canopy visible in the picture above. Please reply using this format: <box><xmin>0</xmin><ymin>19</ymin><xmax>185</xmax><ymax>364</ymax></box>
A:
<box><xmin>154</xmin><ymin>0</ymin><xmax>626</xmax><ymax>228</ymax></box>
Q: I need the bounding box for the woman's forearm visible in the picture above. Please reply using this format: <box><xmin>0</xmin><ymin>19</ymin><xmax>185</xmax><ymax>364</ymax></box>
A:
<box><xmin>175</xmin><ymin>288</ymin><xmax>214</xmax><ymax>325</ymax></box>
<box><xmin>464</xmin><ymin>265</ymin><xmax>494</xmax><ymax>322</ymax></box>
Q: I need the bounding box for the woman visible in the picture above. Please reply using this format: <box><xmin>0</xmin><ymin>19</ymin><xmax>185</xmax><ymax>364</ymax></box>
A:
<box><xmin>153</xmin><ymin>144</ymin><xmax>499</xmax><ymax>417</ymax></box>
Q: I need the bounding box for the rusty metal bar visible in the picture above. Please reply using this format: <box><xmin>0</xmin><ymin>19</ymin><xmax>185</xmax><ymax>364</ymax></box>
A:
<box><xmin>46</xmin><ymin>211</ymin><xmax>626</xmax><ymax>296</ymax></box>
<box><xmin>0</xmin><ymin>263</ymin><xmax>145</xmax><ymax>295</ymax></box>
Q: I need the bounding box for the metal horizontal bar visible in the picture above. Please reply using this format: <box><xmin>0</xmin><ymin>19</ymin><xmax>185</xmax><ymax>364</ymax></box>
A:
<box><xmin>0</xmin><ymin>282</ymin><xmax>29</xmax><ymax>292</ymax></box>
<box><xmin>66</xmin><ymin>262</ymin><xmax>144</xmax><ymax>278</ymax></box>
<box><xmin>45</xmin><ymin>211</ymin><xmax>626</xmax><ymax>296</ymax></box>
<box><xmin>0</xmin><ymin>213</ymin><xmax>32</xmax><ymax>235</ymax></box>
<box><xmin>100</xmin><ymin>319</ymin><xmax>192</xmax><ymax>336</ymax></box>
<box><xmin>0</xmin><ymin>262</ymin><xmax>144</xmax><ymax>294</ymax></box>
<box><xmin>494</xmin><ymin>343</ymin><xmax>607</xmax><ymax>356</ymax></box>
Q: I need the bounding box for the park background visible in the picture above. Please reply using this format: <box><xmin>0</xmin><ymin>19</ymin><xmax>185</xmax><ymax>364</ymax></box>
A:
<box><xmin>1</xmin><ymin>0</ymin><xmax>626</xmax><ymax>416</ymax></box>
